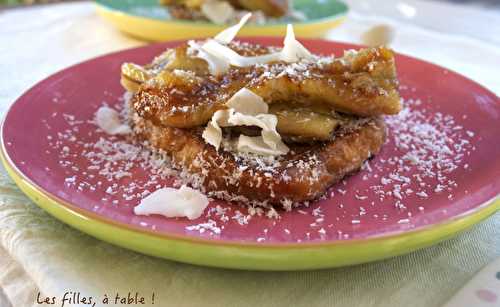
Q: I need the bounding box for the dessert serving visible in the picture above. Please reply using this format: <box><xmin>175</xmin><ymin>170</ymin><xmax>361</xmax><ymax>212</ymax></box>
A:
<box><xmin>4</xmin><ymin>6</ymin><xmax>496</xmax><ymax>269</ymax></box>
<box><xmin>120</xmin><ymin>15</ymin><xmax>402</xmax><ymax>208</ymax></box>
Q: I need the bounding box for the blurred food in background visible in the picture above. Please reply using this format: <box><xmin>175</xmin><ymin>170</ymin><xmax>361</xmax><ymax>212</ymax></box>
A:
<box><xmin>159</xmin><ymin>0</ymin><xmax>305</xmax><ymax>24</ymax></box>
<box><xmin>93</xmin><ymin>0</ymin><xmax>348</xmax><ymax>41</ymax></box>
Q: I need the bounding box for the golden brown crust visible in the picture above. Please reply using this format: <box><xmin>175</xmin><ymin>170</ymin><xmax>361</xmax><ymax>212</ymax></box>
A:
<box><xmin>131</xmin><ymin>107</ymin><xmax>386</xmax><ymax>205</ymax></box>
<box><xmin>131</xmin><ymin>45</ymin><xmax>401</xmax><ymax>129</ymax></box>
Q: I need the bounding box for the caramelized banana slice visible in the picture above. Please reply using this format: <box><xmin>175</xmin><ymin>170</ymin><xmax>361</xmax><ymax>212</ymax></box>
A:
<box><xmin>121</xmin><ymin>76</ymin><xmax>142</xmax><ymax>93</ymax></box>
<box><xmin>121</xmin><ymin>46</ymin><xmax>210</xmax><ymax>93</ymax></box>
<box><xmin>135</xmin><ymin>70</ymin><xmax>221</xmax><ymax>128</ymax></box>
<box><xmin>120</xmin><ymin>63</ymin><xmax>151</xmax><ymax>93</ymax></box>
<box><xmin>226</xmin><ymin>105</ymin><xmax>339</xmax><ymax>142</ymax></box>
<box><xmin>162</xmin><ymin>46</ymin><xmax>209</xmax><ymax>74</ymax></box>
<box><xmin>270</xmin><ymin>104</ymin><xmax>338</xmax><ymax>140</ymax></box>
<box><xmin>131</xmin><ymin>45</ymin><xmax>400</xmax><ymax>128</ymax></box>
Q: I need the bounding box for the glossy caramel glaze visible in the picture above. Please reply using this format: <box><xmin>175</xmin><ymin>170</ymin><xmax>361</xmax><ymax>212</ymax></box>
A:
<box><xmin>129</xmin><ymin>42</ymin><xmax>401</xmax><ymax>128</ymax></box>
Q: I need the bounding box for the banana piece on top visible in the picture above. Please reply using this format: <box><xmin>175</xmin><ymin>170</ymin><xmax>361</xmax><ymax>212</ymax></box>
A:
<box><xmin>122</xmin><ymin>43</ymin><xmax>401</xmax><ymax>131</ymax></box>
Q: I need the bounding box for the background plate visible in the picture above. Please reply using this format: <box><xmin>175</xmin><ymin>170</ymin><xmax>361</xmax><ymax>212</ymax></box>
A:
<box><xmin>2</xmin><ymin>38</ymin><xmax>499</xmax><ymax>270</ymax></box>
<box><xmin>94</xmin><ymin>0</ymin><xmax>348</xmax><ymax>41</ymax></box>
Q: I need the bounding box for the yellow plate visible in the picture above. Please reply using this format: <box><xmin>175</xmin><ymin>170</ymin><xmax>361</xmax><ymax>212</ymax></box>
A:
<box><xmin>94</xmin><ymin>0</ymin><xmax>348</xmax><ymax>41</ymax></box>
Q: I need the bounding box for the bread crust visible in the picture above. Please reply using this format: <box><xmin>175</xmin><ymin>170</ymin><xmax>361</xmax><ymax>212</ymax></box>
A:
<box><xmin>131</xmin><ymin>108</ymin><xmax>386</xmax><ymax>205</ymax></box>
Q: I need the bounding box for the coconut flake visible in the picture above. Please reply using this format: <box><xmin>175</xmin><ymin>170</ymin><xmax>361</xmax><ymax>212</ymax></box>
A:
<box><xmin>202</xmin><ymin>89</ymin><xmax>289</xmax><ymax>155</ymax></box>
<box><xmin>228</xmin><ymin>112</ymin><xmax>284</xmax><ymax>150</ymax></box>
<box><xmin>226</xmin><ymin>88</ymin><xmax>268</xmax><ymax>115</ymax></box>
<box><xmin>190</xmin><ymin>15</ymin><xmax>313</xmax><ymax>75</ymax></box>
<box><xmin>201</xmin><ymin>39</ymin><xmax>281</xmax><ymax>68</ymax></box>
<box><xmin>202</xmin><ymin>109</ymin><xmax>230</xmax><ymax>150</ymax></box>
<box><xmin>214</xmin><ymin>12</ymin><xmax>252</xmax><ymax>44</ymax></box>
<box><xmin>188</xmin><ymin>40</ymin><xmax>230</xmax><ymax>76</ymax></box>
<box><xmin>95</xmin><ymin>106</ymin><xmax>131</xmax><ymax>135</ymax></box>
<box><xmin>203</xmin><ymin>109</ymin><xmax>289</xmax><ymax>155</ymax></box>
<box><xmin>280</xmin><ymin>24</ymin><xmax>314</xmax><ymax>63</ymax></box>
<box><xmin>134</xmin><ymin>185</ymin><xmax>209</xmax><ymax>220</ymax></box>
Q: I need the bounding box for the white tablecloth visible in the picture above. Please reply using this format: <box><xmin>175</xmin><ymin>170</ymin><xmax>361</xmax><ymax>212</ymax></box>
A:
<box><xmin>0</xmin><ymin>1</ymin><xmax>499</xmax><ymax>306</ymax></box>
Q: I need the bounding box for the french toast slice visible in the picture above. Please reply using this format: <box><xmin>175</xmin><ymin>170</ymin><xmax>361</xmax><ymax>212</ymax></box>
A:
<box><xmin>130</xmin><ymin>104</ymin><xmax>386</xmax><ymax>206</ymax></box>
<box><xmin>124</xmin><ymin>44</ymin><xmax>401</xmax><ymax>130</ymax></box>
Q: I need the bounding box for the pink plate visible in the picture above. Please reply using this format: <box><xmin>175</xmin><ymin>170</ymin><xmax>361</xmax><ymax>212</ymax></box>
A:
<box><xmin>2</xmin><ymin>38</ymin><xmax>499</xmax><ymax>269</ymax></box>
